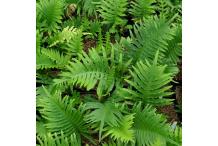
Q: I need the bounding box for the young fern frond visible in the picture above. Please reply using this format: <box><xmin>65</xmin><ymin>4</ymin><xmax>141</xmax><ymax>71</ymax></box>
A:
<box><xmin>63</xmin><ymin>29</ymin><xmax>83</xmax><ymax>54</ymax></box>
<box><xmin>49</xmin><ymin>26</ymin><xmax>83</xmax><ymax>54</ymax></box>
<box><xmin>123</xmin><ymin>51</ymin><xmax>174</xmax><ymax>105</ymax></box>
<box><xmin>36</xmin><ymin>131</ymin><xmax>81</xmax><ymax>146</ymax></box>
<box><xmin>97</xmin><ymin>0</ymin><xmax>128</xmax><ymax>27</ymax></box>
<box><xmin>84</xmin><ymin>101</ymin><xmax>123</xmax><ymax>141</ymax></box>
<box><xmin>128</xmin><ymin>17</ymin><xmax>173</xmax><ymax>63</ymax></box>
<box><xmin>37</xmin><ymin>0</ymin><xmax>64</xmax><ymax>33</ymax></box>
<box><xmin>53</xmin><ymin>48</ymin><xmax>116</xmax><ymax>98</ymax></box>
<box><xmin>49</xmin><ymin>26</ymin><xmax>78</xmax><ymax>47</ymax></box>
<box><xmin>37</xmin><ymin>87</ymin><xmax>88</xmax><ymax>137</ymax></box>
<box><xmin>129</xmin><ymin>0</ymin><xmax>155</xmax><ymax>21</ymax></box>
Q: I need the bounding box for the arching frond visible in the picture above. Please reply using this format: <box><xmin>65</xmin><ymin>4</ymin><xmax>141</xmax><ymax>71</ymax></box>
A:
<box><xmin>128</xmin><ymin>17</ymin><xmax>173</xmax><ymax>63</ymax></box>
<box><xmin>53</xmin><ymin>48</ymin><xmax>116</xmax><ymax>97</ymax></box>
<box><xmin>37</xmin><ymin>0</ymin><xmax>64</xmax><ymax>32</ymax></box>
<box><xmin>132</xmin><ymin>104</ymin><xmax>171</xmax><ymax>146</ymax></box>
<box><xmin>37</xmin><ymin>87</ymin><xmax>88</xmax><ymax>137</ymax></box>
<box><xmin>123</xmin><ymin>52</ymin><xmax>174</xmax><ymax>105</ymax></box>
<box><xmin>41</xmin><ymin>48</ymin><xmax>71</xmax><ymax>67</ymax></box>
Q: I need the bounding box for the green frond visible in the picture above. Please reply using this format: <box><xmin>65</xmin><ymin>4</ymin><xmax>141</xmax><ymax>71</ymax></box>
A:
<box><xmin>36</xmin><ymin>30</ymin><xmax>42</xmax><ymax>53</ymax></box>
<box><xmin>41</xmin><ymin>48</ymin><xmax>71</xmax><ymax>67</ymax></box>
<box><xmin>49</xmin><ymin>26</ymin><xmax>83</xmax><ymax>54</ymax></box>
<box><xmin>82</xmin><ymin>0</ymin><xmax>101</xmax><ymax>16</ymax></box>
<box><xmin>37</xmin><ymin>87</ymin><xmax>88</xmax><ymax>137</ymax></box>
<box><xmin>37</xmin><ymin>0</ymin><xmax>64</xmax><ymax>32</ymax></box>
<box><xmin>129</xmin><ymin>0</ymin><xmax>155</xmax><ymax>21</ymax></box>
<box><xmin>63</xmin><ymin>29</ymin><xmax>83</xmax><ymax>54</ymax></box>
<box><xmin>167</xmin><ymin>125</ymin><xmax>182</xmax><ymax>146</ymax></box>
<box><xmin>36</xmin><ymin>121</ymin><xmax>48</xmax><ymax>138</ymax></box>
<box><xmin>49</xmin><ymin>26</ymin><xmax>78</xmax><ymax>47</ymax></box>
<box><xmin>37</xmin><ymin>131</ymin><xmax>81</xmax><ymax>146</ymax></box>
<box><xmin>97</xmin><ymin>0</ymin><xmax>128</xmax><ymax>26</ymax></box>
<box><xmin>124</xmin><ymin>53</ymin><xmax>174</xmax><ymax>105</ymax></box>
<box><xmin>132</xmin><ymin>104</ymin><xmax>171</xmax><ymax>146</ymax></box>
<box><xmin>36</xmin><ymin>53</ymin><xmax>58</xmax><ymax>70</ymax></box>
<box><xmin>104</xmin><ymin>114</ymin><xmax>135</xmax><ymax>143</ymax></box>
<box><xmin>128</xmin><ymin>17</ymin><xmax>173</xmax><ymax>63</ymax></box>
<box><xmin>164</xmin><ymin>25</ymin><xmax>182</xmax><ymax>64</ymax></box>
<box><xmin>84</xmin><ymin>101</ymin><xmax>122</xmax><ymax>141</ymax></box>
<box><xmin>53</xmin><ymin>48</ymin><xmax>116</xmax><ymax>97</ymax></box>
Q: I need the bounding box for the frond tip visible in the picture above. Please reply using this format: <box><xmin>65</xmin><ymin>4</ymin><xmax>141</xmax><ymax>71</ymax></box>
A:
<box><xmin>124</xmin><ymin>54</ymin><xmax>174</xmax><ymax>105</ymax></box>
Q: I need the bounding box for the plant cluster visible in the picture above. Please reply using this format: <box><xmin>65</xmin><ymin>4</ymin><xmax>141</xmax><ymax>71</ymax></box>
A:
<box><xmin>36</xmin><ymin>0</ymin><xmax>182</xmax><ymax>145</ymax></box>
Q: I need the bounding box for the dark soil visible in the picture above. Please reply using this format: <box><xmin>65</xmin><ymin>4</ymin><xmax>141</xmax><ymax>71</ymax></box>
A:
<box><xmin>83</xmin><ymin>39</ymin><xmax>97</xmax><ymax>52</ymax></box>
<box><xmin>157</xmin><ymin>105</ymin><xmax>179</xmax><ymax>123</ymax></box>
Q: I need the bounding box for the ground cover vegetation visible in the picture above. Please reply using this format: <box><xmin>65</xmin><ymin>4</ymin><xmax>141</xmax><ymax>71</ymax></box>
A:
<box><xmin>36</xmin><ymin>0</ymin><xmax>182</xmax><ymax>145</ymax></box>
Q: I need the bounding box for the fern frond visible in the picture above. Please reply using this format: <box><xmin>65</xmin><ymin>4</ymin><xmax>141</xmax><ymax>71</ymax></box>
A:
<box><xmin>64</xmin><ymin>29</ymin><xmax>83</xmax><ymax>54</ymax></box>
<box><xmin>124</xmin><ymin>52</ymin><xmax>174</xmax><ymax>105</ymax></box>
<box><xmin>36</xmin><ymin>121</ymin><xmax>48</xmax><ymax>138</ymax></box>
<box><xmin>129</xmin><ymin>0</ymin><xmax>155</xmax><ymax>21</ymax></box>
<box><xmin>164</xmin><ymin>25</ymin><xmax>182</xmax><ymax>64</ymax></box>
<box><xmin>41</xmin><ymin>48</ymin><xmax>71</xmax><ymax>67</ymax></box>
<box><xmin>37</xmin><ymin>87</ymin><xmax>87</xmax><ymax>137</ymax></box>
<box><xmin>37</xmin><ymin>0</ymin><xmax>64</xmax><ymax>33</ymax></box>
<box><xmin>104</xmin><ymin>114</ymin><xmax>135</xmax><ymax>143</ymax></box>
<box><xmin>82</xmin><ymin>0</ymin><xmax>100</xmax><ymax>16</ymax></box>
<box><xmin>167</xmin><ymin>125</ymin><xmax>182</xmax><ymax>146</ymax></box>
<box><xmin>97</xmin><ymin>0</ymin><xmax>128</xmax><ymax>26</ymax></box>
<box><xmin>132</xmin><ymin>104</ymin><xmax>171</xmax><ymax>146</ymax></box>
<box><xmin>54</xmin><ymin>48</ymin><xmax>116</xmax><ymax>97</ymax></box>
<box><xmin>36</xmin><ymin>53</ymin><xmax>58</xmax><ymax>70</ymax></box>
<box><xmin>37</xmin><ymin>131</ymin><xmax>81</xmax><ymax>146</ymax></box>
<box><xmin>128</xmin><ymin>17</ymin><xmax>173</xmax><ymax>63</ymax></box>
<box><xmin>49</xmin><ymin>26</ymin><xmax>78</xmax><ymax>47</ymax></box>
<box><xmin>84</xmin><ymin>101</ymin><xmax>122</xmax><ymax>141</ymax></box>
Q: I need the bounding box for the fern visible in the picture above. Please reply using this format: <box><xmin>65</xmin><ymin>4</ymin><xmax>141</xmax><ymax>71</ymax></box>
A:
<box><xmin>104</xmin><ymin>114</ymin><xmax>135</xmax><ymax>144</ymax></box>
<box><xmin>49</xmin><ymin>26</ymin><xmax>78</xmax><ymax>47</ymax></box>
<box><xmin>82</xmin><ymin>0</ymin><xmax>101</xmax><ymax>16</ymax></box>
<box><xmin>97</xmin><ymin>0</ymin><xmax>128</xmax><ymax>27</ymax></box>
<box><xmin>41</xmin><ymin>48</ymin><xmax>71</xmax><ymax>67</ymax></box>
<box><xmin>36</xmin><ymin>53</ymin><xmax>58</xmax><ymax>70</ymax></box>
<box><xmin>167</xmin><ymin>125</ymin><xmax>182</xmax><ymax>146</ymax></box>
<box><xmin>54</xmin><ymin>48</ymin><xmax>116</xmax><ymax>98</ymax></box>
<box><xmin>37</xmin><ymin>131</ymin><xmax>81</xmax><ymax>146</ymax></box>
<box><xmin>37</xmin><ymin>0</ymin><xmax>64</xmax><ymax>33</ymax></box>
<box><xmin>164</xmin><ymin>25</ymin><xmax>182</xmax><ymax>64</ymax></box>
<box><xmin>132</xmin><ymin>104</ymin><xmax>171</xmax><ymax>146</ymax></box>
<box><xmin>37</xmin><ymin>87</ymin><xmax>88</xmax><ymax>137</ymax></box>
<box><xmin>123</xmin><ymin>51</ymin><xmax>174</xmax><ymax>105</ymax></box>
<box><xmin>84</xmin><ymin>101</ymin><xmax>122</xmax><ymax>141</ymax></box>
<box><xmin>129</xmin><ymin>0</ymin><xmax>155</xmax><ymax>21</ymax></box>
<box><xmin>128</xmin><ymin>17</ymin><xmax>173</xmax><ymax>63</ymax></box>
